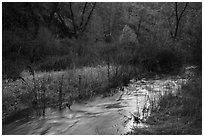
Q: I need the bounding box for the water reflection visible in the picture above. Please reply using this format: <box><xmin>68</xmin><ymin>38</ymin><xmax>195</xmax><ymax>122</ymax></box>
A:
<box><xmin>3</xmin><ymin>75</ymin><xmax>188</xmax><ymax>135</ymax></box>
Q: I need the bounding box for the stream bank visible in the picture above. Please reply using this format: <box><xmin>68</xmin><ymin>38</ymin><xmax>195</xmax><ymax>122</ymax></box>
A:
<box><xmin>3</xmin><ymin>70</ymin><xmax>193</xmax><ymax>135</ymax></box>
<box><xmin>127</xmin><ymin>66</ymin><xmax>202</xmax><ymax>135</ymax></box>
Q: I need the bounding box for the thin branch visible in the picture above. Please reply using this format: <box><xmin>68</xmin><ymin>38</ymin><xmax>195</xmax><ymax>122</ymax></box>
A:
<box><xmin>137</xmin><ymin>17</ymin><xmax>143</xmax><ymax>36</ymax></box>
<box><xmin>57</xmin><ymin>12</ymin><xmax>66</xmax><ymax>29</ymax></box>
<box><xmin>174</xmin><ymin>2</ymin><xmax>188</xmax><ymax>39</ymax></box>
<box><xmin>178</xmin><ymin>2</ymin><xmax>188</xmax><ymax>21</ymax></box>
<box><xmin>175</xmin><ymin>2</ymin><xmax>179</xmax><ymax>21</ymax></box>
<box><xmin>167</xmin><ymin>17</ymin><xmax>174</xmax><ymax>38</ymax></box>
<box><xmin>81</xmin><ymin>2</ymin><xmax>96</xmax><ymax>33</ymax></box>
<box><xmin>79</xmin><ymin>2</ymin><xmax>88</xmax><ymax>28</ymax></box>
<box><xmin>56</xmin><ymin>11</ymin><xmax>73</xmax><ymax>37</ymax></box>
<box><xmin>48</xmin><ymin>2</ymin><xmax>59</xmax><ymax>27</ymax></box>
<box><xmin>69</xmin><ymin>3</ymin><xmax>77</xmax><ymax>39</ymax></box>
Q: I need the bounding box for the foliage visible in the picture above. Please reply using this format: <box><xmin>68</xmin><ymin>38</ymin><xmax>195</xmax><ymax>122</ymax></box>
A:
<box><xmin>2</xmin><ymin>2</ymin><xmax>202</xmax><ymax>79</ymax></box>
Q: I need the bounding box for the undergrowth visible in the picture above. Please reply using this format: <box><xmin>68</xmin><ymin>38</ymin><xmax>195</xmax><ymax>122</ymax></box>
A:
<box><xmin>2</xmin><ymin>65</ymin><xmax>135</xmax><ymax>123</ymax></box>
<box><xmin>128</xmin><ymin>73</ymin><xmax>202</xmax><ymax>135</ymax></box>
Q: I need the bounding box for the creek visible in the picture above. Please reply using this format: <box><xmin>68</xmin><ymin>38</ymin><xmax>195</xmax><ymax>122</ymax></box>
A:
<box><xmin>3</xmin><ymin>75</ymin><xmax>188</xmax><ymax>135</ymax></box>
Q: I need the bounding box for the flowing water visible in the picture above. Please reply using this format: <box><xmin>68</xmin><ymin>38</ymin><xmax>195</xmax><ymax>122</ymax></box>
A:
<box><xmin>3</xmin><ymin>75</ymin><xmax>188</xmax><ymax>135</ymax></box>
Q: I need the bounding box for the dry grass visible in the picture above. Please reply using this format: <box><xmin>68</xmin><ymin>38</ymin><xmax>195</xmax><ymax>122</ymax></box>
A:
<box><xmin>2</xmin><ymin>65</ymin><xmax>129</xmax><ymax>121</ymax></box>
<box><xmin>128</xmin><ymin>74</ymin><xmax>202</xmax><ymax>135</ymax></box>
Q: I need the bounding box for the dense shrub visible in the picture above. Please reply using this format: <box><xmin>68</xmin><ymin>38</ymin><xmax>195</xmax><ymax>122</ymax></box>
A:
<box><xmin>128</xmin><ymin>44</ymin><xmax>183</xmax><ymax>74</ymax></box>
<box><xmin>36</xmin><ymin>56</ymin><xmax>73</xmax><ymax>71</ymax></box>
<box><xmin>155</xmin><ymin>49</ymin><xmax>183</xmax><ymax>73</ymax></box>
<box><xmin>144</xmin><ymin>75</ymin><xmax>202</xmax><ymax>135</ymax></box>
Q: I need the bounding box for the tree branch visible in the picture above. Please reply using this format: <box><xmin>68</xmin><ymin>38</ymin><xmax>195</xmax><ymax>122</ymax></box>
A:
<box><xmin>178</xmin><ymin>2</ymin><xmax>188</xmax><ymax>21</ymax></box>
<box><xmin>174</xmin><ymin>2</ymin><xmax>188</xmax><ymax>39</ymax></box>
<box><xmin>81</xmin><ymin>2</ymin><xmax>96</xmax><ymax>33</ymax></box>
<box><xmin>56</xmin><ymin>11</ymin><xmax>74</xmax><ymax>38</ymax></box>
<box><xmin>175</xmin><ymin>2</ymin><xmax>179</xmax><ymax>21</ymax></box>
<box><xmin>167</xmin><ymin>17</ymin><xmax>174</xmax><ymax>38</ymax></box>
<box><xmin>137</xmin><ymin>17</ymin><xmax>143</xmax><ymax>36</ymax></box>
<box><xmin>48</xmin><ymin>2</ymin><xmax>59</xmax><ymax>27</ymax></box>
<box><xmin>79</xmin><ymin>2</ymin><xmax>88</xmax><ymax>28</ymax></box>
<box><xmin>69</xmin><ymin>3</ymin><xmax>78</xmax><ymax>39</ymax></box>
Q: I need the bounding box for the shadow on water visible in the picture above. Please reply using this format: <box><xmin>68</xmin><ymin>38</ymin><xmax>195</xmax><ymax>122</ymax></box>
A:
<box><xmin>2</xmin><ymin>107</ymin><xmax>44</xmax><ymax>125</ymax></box>
<box><xmin>105</xmin><ymin>102</ymin><xmax>126</xmax><ymax>109</ymax></box>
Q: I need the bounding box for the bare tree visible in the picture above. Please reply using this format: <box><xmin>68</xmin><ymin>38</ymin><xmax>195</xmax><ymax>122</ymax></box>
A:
<box><xmin>170</xmin><ymin>2</ymin><xmax>188</xmax><ymax>39</ymax></box>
